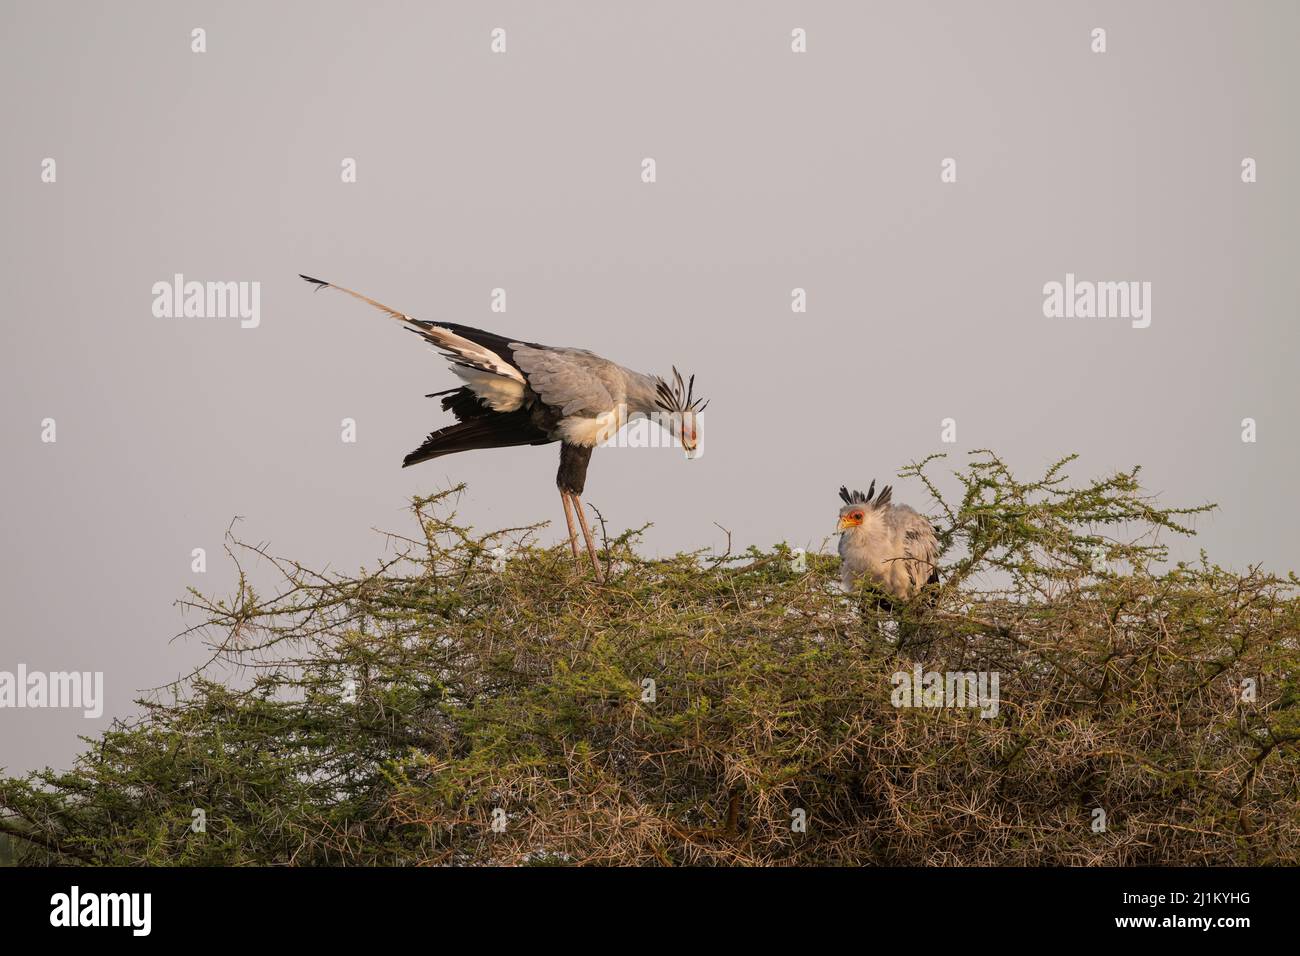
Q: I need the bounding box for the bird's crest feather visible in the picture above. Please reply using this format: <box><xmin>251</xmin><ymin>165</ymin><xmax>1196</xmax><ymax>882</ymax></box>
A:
<box><xmin>654</xmin><ymin>366</ymin><xmax>709</xmax><ymax>414</ymax></box>
<box><xmin>839</xmin><ymin>480</ymin><xmax>892</xmax><ymax>509</ymax></box>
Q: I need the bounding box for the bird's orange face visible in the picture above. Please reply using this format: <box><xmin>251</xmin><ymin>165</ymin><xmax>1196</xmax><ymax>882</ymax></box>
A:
<box><xmin>836</xmin><ymin>508</ymin><xmax>866</xmax><ymax>533</ymax></box>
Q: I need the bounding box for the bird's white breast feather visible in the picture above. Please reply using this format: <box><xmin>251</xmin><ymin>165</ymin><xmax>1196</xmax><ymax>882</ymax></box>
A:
<box><xmin>558</xmin><ymin>407</ymin><xmax>626</xmax><ymax>447</ymax></box>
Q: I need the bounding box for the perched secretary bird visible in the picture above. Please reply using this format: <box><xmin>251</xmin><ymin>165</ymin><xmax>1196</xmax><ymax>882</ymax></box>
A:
<box><xmin>836</xmin><ymin>482</ymin><xmax>940</xmax><ymax>602</ymax></box>
<box><xmin>299</xmin><ymin>274</ymin><xmax>708</xmax><ymax>576</ymax></box>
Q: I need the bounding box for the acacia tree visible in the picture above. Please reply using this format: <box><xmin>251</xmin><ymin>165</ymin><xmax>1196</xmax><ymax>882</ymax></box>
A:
<box><xmin>2</xmin><ymin>452</ymin><xmax>1297</xmax><ymax>866</ymax></box>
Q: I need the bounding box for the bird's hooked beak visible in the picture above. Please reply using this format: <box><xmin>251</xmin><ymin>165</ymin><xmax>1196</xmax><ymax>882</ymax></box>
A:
<box><xmin>836</xmin><ymin>513</ymin><xmax>864</xmax><ymax>533</ymax></box>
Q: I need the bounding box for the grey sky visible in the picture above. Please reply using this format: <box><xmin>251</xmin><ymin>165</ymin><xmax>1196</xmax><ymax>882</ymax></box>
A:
<box><xmin>2</xmin><ymin>0</ymin><xmax>1298</xmax><ymax>775</ymax></box>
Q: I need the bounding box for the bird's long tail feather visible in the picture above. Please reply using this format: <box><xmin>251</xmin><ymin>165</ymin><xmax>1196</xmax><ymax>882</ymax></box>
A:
<box><xmin>298</xmin><ymin>274</ymin><xmax>526</xmax><ymax>384</ymax></box>
<box><xmin>299</xmin><ymin>274</ymin><xmax>425</xmax><ymax>331</ymax></box>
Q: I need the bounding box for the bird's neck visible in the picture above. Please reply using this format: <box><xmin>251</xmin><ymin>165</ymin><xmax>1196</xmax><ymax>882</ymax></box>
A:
<box><xmin>847</xmin><ymin>516</ymin><xmax>880</xmax><ymax>539</ymax></box>
<box><xmin>624</xmin><ymin>371</ymin><xmax>665</xmax><ymax>418</ymax></box>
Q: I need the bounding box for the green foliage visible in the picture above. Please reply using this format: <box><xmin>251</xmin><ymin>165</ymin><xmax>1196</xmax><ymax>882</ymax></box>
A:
<box><xmin>2</xmin><ymin>452</ymin><xmax>1297</xmax><ymax>865</ymax></box>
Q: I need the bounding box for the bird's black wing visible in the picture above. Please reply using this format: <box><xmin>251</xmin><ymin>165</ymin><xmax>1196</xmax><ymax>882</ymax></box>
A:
<box><xmin>428</xmin><ymin>386</ymin><xmax>495</xmax><ymax>422</ymax></box>
<box><xmin>402</xmin><ymin>409</ymin><xmax>551</xmax><ymax>468</ymax></box>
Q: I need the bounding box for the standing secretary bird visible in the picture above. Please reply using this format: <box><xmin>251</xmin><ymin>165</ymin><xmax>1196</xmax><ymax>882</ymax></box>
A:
<box><xmin>300</xmin><ymin>275</ymin><xmax>708</xmax><ymax>577</ymax></box>
<box><xmin>836</xmin><ymin>482</ymin><xmax>940</xmax><ymax>602</ymax></box>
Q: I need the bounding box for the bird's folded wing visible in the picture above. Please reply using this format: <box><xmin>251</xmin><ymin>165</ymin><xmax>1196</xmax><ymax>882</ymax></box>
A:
<box><xmin>510</xmin><ymin>346</ymin><xmax>617</xmax><ymax>418</ymax></box>
<box><xmin>897</xmin><ymin>510</ymin><xmax>940</xmax><ymax>574</ymax></box>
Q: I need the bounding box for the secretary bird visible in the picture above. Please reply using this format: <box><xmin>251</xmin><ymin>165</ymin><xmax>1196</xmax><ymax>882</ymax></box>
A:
<box><xmin>836</xmin><ymin>482</ymin><xmax>940</xmax><ymax>602</ymax></box>
<box><xmin>299</xmin><ymin>275</ymin><xmax>707</xmax><ymax>576</ymax></box>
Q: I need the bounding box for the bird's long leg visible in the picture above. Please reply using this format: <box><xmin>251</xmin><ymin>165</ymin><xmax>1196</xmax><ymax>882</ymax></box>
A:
<box><xmin>572</xmin><ymin>495</ymin><xmax>603</xmax><ymax>578</ymax></box>
<box><xmin>560</xmin><ymin>490</ymin><xmax>581</xmax><ymax>560</ymax></box>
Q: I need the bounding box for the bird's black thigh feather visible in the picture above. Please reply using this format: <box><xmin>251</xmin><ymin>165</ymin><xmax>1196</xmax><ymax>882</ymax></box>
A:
<box><xmin>557</xmin><ymin>443</ymin><xmax>593</xmax><ymax>495</ymax></box>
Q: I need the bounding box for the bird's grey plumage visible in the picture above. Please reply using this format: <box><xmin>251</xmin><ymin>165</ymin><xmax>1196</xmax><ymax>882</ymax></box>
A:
<box><xmin>837</xmin><ymin>482</ymin><xmax>940</xmax><ymax>599</ymax></box>
<box><xmin>298</xmin><ymin>274</ymin><xmax>708</xmax><ymax>578</ymax></box>
<box><xmin>512</xmin><ymin>347</ymin><xmax>618</xmax><ymax>417</ymax></box>
<box><xmin>297</xmin><ymin>274</ymin><xmax>681</xmax><ymax>448</ymax></box>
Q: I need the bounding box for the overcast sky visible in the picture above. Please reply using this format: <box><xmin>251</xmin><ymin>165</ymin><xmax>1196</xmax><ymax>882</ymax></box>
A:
<box><xmin>3</xmin><ymin>0</ymin><xmax>1298</xmax><ymax>775</ymax></box>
